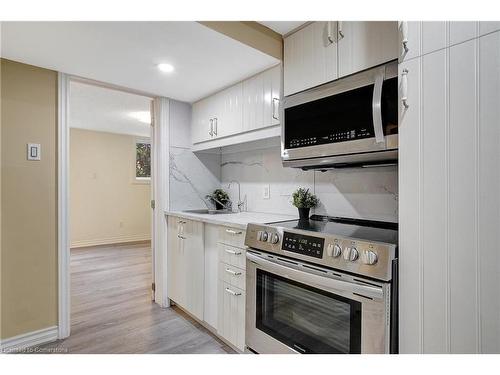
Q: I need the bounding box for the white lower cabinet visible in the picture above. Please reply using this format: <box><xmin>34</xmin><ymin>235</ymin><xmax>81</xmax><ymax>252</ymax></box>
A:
<box><xmin>166</xmin><ymin>216</ymin><xmax>204</xmax><ymax>320</ymax></box>
<box><xmin>168</xmin><ymin>217</ymin><xmax>247</xmax><ymax>351</ymax></box>
<box><xmin>218</xmin><ymin>280</ymin><xmax>246</xmax><ymax>351</ymax></box>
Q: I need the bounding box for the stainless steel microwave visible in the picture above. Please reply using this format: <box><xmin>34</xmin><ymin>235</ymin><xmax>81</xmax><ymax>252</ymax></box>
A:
<box><xmin>281</xmin><ymin>61</ymin><xmax>398</xmax><ymax>170</ymax></box>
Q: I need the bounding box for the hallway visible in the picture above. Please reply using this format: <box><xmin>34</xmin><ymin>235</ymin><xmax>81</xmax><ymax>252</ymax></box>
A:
<box><xmin>42</xmin><ymin>243</ymin><xmax>233</xmax><ymax>353</ymax></box>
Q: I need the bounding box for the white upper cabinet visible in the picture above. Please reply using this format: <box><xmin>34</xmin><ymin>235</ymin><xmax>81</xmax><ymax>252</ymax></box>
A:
<box><xmin>337</xmin><ymin>21</ymin><xmax>398</xmax><ymax>78</ymax></box>
<box><xmin>191</xmin><ymin>83</ymin><xmax>243</xmax><ymax>144</ymax></box>
<box><xmin>191</xmin><ymin>65</ymin><xmax>281</xmax><ymax>147</ymax></box>
<box><xmin>480</xmin><ymin>22</ymin><xmax>500</xmax><ymax>36</ymax></box>
<box><xmin>284</xmin><ymin>21</ymin><xmax>338</xmax><ymax>96</ymax></box>
<box><xmin>243</xmin><ymin>65</ymin><xmax>281</xmax><ymax>131</ymax></box>
<box><xmin>399</xmin><ymin>21</ymin><xmax>421</xmax><ymax>62</ymax></box>
<box><xmin>284</xmin><ymin>21</ymin><xmax>398</xmax><ymax>96</ymax></box>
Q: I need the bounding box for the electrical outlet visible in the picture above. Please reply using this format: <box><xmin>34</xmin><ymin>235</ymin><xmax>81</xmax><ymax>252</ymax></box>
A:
<box><xmin>263</xmin><ymin>184</ymin><xmax>270</xmax><ymax>200</ymax></box>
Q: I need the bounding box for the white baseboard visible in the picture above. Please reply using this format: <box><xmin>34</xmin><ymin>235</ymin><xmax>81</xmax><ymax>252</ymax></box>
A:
<box><xmin>71</xmin><ymin>234</ymin><xmax>151</xmax><ymax>248</ymax></box>
<box><xmin>0</xmin><ymin>326</ymin><xmax>58</xmax><ymax>353</ymax></box>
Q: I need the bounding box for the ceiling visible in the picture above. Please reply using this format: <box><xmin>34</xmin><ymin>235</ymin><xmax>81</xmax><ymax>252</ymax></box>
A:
<box><xmin>0</xmin><ymin>21</ymin><xmax>279</xmax><ymax>103</ymax></box>
<box><xmin>258</xmin><ymin>21</ymin><xmax>306</xmax><ymax>35</ymax></box>
<box><xmin>69</xmin><ymin>81</ymin><xmax>152</xmax><ymax>138</ymax></box>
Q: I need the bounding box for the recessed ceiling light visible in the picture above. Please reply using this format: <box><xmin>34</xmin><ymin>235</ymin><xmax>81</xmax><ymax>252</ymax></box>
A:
<box><xmin>157</xmin><ymin>63</ymin><xmax>174</xmax><ymax>73</ymax></box>
<box><xmin>128</xmin><ymin>111</ymin><xmax>151</xmax><ymax>124</ymax></box>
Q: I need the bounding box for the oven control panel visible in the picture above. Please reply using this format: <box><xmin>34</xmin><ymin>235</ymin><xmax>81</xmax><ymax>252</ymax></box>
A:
<box><xmin>245</xmin><ymin>223</ymin><xmax>397</xmax><ymax>281</ymax></box>
<box><xmin>281</xmin><ymin>231</ymin><xmax>324</xmax><ymax>259</ymax></box>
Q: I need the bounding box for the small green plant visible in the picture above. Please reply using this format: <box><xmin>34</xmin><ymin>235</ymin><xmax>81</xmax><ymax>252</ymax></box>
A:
<box><xmin>206</xmin><ymin>189</ymin><xmax>230</xmax><ymax>208</ymax></box>
<box><xmin>292</xmin><ymin>188</ymin><xmax>319</xmax><ymax>209</ymax></box>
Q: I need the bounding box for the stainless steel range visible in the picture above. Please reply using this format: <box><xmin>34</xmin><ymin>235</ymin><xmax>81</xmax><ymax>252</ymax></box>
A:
<box><xmin>244</xmin><ymin>215</ymin><xmax>398</xmax><ymax>354</ymax></box>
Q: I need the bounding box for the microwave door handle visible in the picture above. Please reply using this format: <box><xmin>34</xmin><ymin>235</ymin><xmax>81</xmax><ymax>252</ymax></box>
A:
<box><xmin>372</xmin><ymin>67</ymin><xmax>385</xmax><ymax>144</ymax></box>
<box><xmin>246</xmin><ymin>251</ymin><xmax>384</xmax><ymax>300</ymax></box>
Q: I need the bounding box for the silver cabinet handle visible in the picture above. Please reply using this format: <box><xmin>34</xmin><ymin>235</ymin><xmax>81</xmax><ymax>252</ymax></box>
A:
<box><xmin>401</xmin><ymin>68</ymin><xmax>409</xmax><ymax>109</ymax></box>
<box><xmin>272</xmin><ymin>98</ymin><xmax>280</xmax><ymax>120</ymax></box>
<box><xmin>177</xmin><ymin>235</ymin><xmax>186</xmax><ymax>240</ymax></box>
<box><xmin>338</xmin><ymin>21</ymin><xmax>344</xmax><ymax>40</ymax></box>
<box><xmin>225</xmin><ymin>229</ymin><xmax>242</xmax><ymax>235</ymax></box>
<box><xmin>178</xmin><ymin>220</ymin><xmax>186</xmax><ymax>224</ymax></box>
<box><xmin>225</xmin><ymin>268</ymin><xmax>242</xmax><ymax>276</ymax></box>
<box><xmin>224</xmin><ymin>248</ymin><xmax>242</xmax><ymax>255</ymax></box>
<box><xmin>327</xmin><ymin>21</ymin><xmax>335</xmax><ymax>44</ymax></box>
<box><xmin>400</xmin><ymin>21</ymin><xmax>409</xmax><ymax>54</ymax></box>
<box><xmin>209</xmin><ymin>119</ymin><xmax>213</xmax><ymax>136</ymax></box>
<box><xmin>225</xmin><ymin>287</ymin><xmax>241</xmax><ymax>296</ymax></box>
<box><xmin>213</xmin><ymin>117</ymin><xmax>218</xmax><ymax>136</ymax></box>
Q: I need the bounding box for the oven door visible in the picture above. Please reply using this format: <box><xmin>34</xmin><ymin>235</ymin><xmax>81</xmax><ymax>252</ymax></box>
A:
<box><xmin>245</xmin><ymin>251</ymin><xmax>391</xmax><ymax>354</ymax></box>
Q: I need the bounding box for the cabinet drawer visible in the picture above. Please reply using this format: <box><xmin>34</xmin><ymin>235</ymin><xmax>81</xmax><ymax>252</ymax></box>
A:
<box><xmin>218</xmin><ymin>281</ymin><xmax>245</xmax><ymax>351</ymax></box>
<box><xmin>219</xmin><ymin>226</ymin><xmax>246</xmax><ymax>249</ymax></box>
<box><xmin>219</xmin><ymin>262</ymin><xmax>246</xmax><ymax>291</ymax></box>
<box><xmin>218</xmin><ymin>244</ymin><xmax>246</xmax><ymax>269</ymax></box>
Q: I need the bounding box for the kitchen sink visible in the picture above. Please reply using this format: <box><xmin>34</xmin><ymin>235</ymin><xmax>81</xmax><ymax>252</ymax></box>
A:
<box><xmin>182</xmin><ymin>209</ymin><xmax>235</xmax><ymax>215</ymax></box>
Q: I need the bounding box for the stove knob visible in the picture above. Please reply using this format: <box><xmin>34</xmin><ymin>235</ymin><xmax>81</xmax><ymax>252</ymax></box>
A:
<box><xmin>270</xmin><ymin>233</ymin><xmax>280</xmax><ymax>244</ymax></box>
<box><xmin>349</xmin><ymin>247</ymin><xmax>359</xmax><ymax>262</ymax></box>
<box><xmin>326</xmin><ymin>243</ymin><xmax>334</xmax><ymax>256</ymax></box>
<box><xmin>363</xmin><ymin>250</ymin><xmax>378</xmax><ymax>265</ymax></box>
<box><xmin>333</xmin><ymin>244</ymin><xmax>342</xmax><ymax>258</ymax></box>
<box><xmin>261</xmin><ymin>231</ymin><xmax>269</xmax><ymax>242</ymax></box>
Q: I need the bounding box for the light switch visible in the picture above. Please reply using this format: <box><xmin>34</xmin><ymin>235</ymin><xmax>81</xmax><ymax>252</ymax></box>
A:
<box><xmin>27</xmin><ymin>143</ymin><xmax>41</xmax><ymax>161</ymax></box>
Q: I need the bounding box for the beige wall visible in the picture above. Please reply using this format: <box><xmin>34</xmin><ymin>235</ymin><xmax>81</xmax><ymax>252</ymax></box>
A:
<box><xmin>1</xmin><ymin>59</ymin><xmax>58</xmax><ymax>339</ymax></box>
<box><xmin>70</xmin><ymin>128</ymin><xmax>151</xmax><ymax>247</ymax></box>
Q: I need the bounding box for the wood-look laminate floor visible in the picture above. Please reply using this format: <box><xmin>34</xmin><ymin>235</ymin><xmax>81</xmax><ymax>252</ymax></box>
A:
<box><xmin>42</xmin><ymin>242</ymin><xmax>234</xmax><ymax>354</ymax></box>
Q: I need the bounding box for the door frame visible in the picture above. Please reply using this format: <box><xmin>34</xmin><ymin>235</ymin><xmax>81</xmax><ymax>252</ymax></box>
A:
<box><xmin>57</xmin><ymin>73</ymin><xmax>170</xmax><ymax>339</ymax></box>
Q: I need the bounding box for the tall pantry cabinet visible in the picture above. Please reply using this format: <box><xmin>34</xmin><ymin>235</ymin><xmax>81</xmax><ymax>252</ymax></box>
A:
<box><xmin>398</xmin><ymin>22</ymin><xmax>500</xmax><ymax>353</ymax></box>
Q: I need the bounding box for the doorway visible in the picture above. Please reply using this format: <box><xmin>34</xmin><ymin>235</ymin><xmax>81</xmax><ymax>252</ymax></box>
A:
<box><xmin>66</xmin><ymin>78</ymin><xmax>156</xmax><ymax>337</ymax></box>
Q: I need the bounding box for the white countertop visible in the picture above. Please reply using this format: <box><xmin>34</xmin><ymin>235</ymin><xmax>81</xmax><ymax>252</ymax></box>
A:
<box><xmin>165</xmin><ymin>210</ymin><xmax>297</xmax><ymax>230</ymax></box>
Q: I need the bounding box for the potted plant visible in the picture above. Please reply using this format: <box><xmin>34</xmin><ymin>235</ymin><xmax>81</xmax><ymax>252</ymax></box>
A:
<box><xmin>292</xmin><ymin>188</ymin><xmax>319</xmax><ymax>220</ymax></box>
<box><xmin>206</xmin><ymin>188</ymin><xmax>230</xmax><ymax>210</ymax></box>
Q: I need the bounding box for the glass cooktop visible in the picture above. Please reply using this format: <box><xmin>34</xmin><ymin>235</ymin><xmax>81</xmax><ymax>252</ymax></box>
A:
<box><xmin>269</xmin><ymin>215</ymin><xmax>398</xmax><ymax>245</ymax></box>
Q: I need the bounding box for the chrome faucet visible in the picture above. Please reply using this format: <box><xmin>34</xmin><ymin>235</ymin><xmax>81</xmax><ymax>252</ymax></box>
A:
<box><xmin>228</xmin><ymin>180</ymin><xmax>245</xmax><ymax>212</ymax></box>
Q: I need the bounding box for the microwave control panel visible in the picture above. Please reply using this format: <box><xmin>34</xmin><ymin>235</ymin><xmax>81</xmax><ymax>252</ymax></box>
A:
<box><xmin>288</xmin><ymin>128</ymin><xmax>372</xmax><ymax>149</ymax></box>
<box><xmin>281</xmin><ymin>231</ymin><xmax>325</xmax><ymax>259</ymax></box>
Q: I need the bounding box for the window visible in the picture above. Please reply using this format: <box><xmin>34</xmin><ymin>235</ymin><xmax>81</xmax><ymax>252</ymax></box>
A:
<box><xmin>135</xmin><ymin>138</ymin><xmax>151</xmax><ymax>181</ymax></box>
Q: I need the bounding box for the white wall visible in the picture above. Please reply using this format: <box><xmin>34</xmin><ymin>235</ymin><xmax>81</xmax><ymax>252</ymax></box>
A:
<box><xmin>221</xmin><ymin>145</ymin><xmax>398</xmax><ymax>222</ymax></box>
<box><xmin>168</xmin><ymin>100</ymin><xmax>221</xmax><ymax>211</ymax></box>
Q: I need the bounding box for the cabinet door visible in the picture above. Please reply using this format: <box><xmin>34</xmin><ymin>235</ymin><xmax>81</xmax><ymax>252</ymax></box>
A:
<box><xmin>203</xmin><ymin>223</ymin><xmax>219</xmax><ymax>329</ymax></box>
<box><xmin>213</xmin><ymin>84</ymin><xmax>243</xmax><ymax>139</ymax></box>
<box><xmin>264</xmin><ymin>65</ymin><xmax>281</xmax><ymax>126</ymax></box>
<box><xmin>479</xmin><ymin>21</ymin><xmax>500</xmax><ymax>37</ymax></box>
<box><xmin>284</xmin><ymin>21</ymin><xmax>337</xmax><ymax>96</ymax></box>
<box><xmin>399</xmin><ymin>21</ymin><xmax>421</xmax><ymax>62</ymax></box>
<box><xmin>183</xmin><ymin>219</ymin><xmax>205</xmax><ymax>320</ymax></box>
<box><xmin>242</xmin><ymin>71</ymin><xmax>264</xmax><ymax>132</ymax></box>
<box><xmin>338</xmin><ymin>21</ymin><xmax>398</xmax><ymax>78</ymax></box>
<box><xmin>191</xmin><ymin>98</ymin><xmax>212</xmax><ymax>144</ymax></box>
<box><xmin>167</xmin><ymin>216</ymin><xmax>185</xmax><ymax>306</ymax></box>
<box><xmin>218</xmin><ymin>281</ymin><xmax>245</xmax><ymax>351</ymax></box>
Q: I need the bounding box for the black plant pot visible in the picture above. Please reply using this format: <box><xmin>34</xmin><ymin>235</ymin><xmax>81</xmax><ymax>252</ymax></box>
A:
<box><xmin>298</xmin><ymin>207</ymin><xmax>310</xmax><ymax>220</ymax></box>
<box><xmin>215</xmin><ymin>202</ymin><xmax>224</xmax><ymax>210</ymax></box>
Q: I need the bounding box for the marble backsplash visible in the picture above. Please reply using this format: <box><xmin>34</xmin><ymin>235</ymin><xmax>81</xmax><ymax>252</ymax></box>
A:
<box><xmin>221</xmin><ymin>146</ymin><xmax>398</xmax><ymax>222</ymax></box>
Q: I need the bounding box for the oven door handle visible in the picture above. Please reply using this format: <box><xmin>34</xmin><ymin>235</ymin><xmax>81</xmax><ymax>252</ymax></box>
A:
<box><xmin>372</xmin><ymin>66</ymin><xmax>386</xmax><ymax>144</ymax></box>
<box><xmin>246</xmin><ymin>252</ymin><xmax>384</xmax><ymax>300</ymax></box>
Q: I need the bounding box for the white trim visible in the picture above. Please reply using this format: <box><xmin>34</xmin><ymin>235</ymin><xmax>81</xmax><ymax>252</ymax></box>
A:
<box><xmin>58</xmin><ymin>72</ymin><xmax>71</xmax><ymax>340</ymax></box>
<box><xmin>152</xmin><ymin>97</ymin><xmax>170</xmax><ymax>308</ymax></box>
<box><xmin>71</xmin><ymin>235</ymin><xmax>151</xmax><ymax>249</ymax></box>
<box><xmin>0</xmin><ymin>326</ymin><xmax>58</xmax><ymax>353</ymax></box>
<box><xmin>191</xmin><ymin>124</ymin><xmax>280</xmax><ymax>152</ymax></box>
